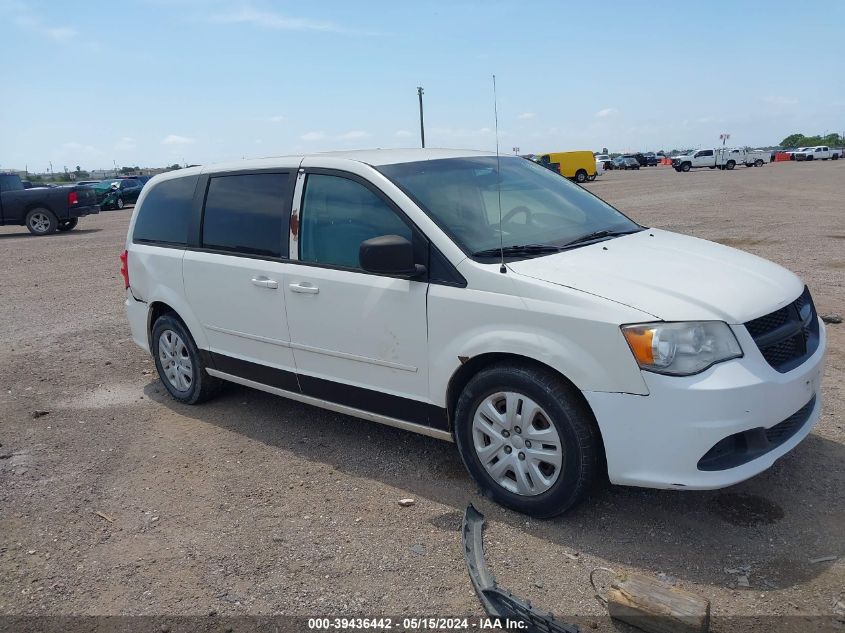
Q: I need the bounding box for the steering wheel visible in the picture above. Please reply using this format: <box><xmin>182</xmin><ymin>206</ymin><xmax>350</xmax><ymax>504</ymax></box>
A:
<box><xmin>500</xmin><ymin>205</ymin><xmax>534</xmax><ymax>226</ymax></box>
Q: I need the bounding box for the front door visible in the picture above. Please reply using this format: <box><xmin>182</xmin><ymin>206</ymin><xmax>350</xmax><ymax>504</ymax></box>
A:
<box><xmin>282</xmin><ymin>170</ymin><xmax>434</xmax><ymax>426</ymax></box>
<box><xmin>182</xmin><ymin>170</ymin><xmax>299</xmax><ymax>390</ymax></box>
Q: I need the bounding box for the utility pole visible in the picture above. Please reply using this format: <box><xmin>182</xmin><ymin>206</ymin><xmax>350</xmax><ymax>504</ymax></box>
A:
<box><xmin>417</xmin><ymin>86</ymin><xmax>425</xmax><ymax>148</ymax></box>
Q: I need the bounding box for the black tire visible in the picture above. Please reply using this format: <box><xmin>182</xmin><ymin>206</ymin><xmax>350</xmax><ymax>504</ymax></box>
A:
<box><xmin>575</xmin><ymin>170</ymin><xmax>588</xmax><ymax>183</ymax></box>
<box><xmin>709</xmin><ymin>166</ymin><xmax>716</xmax><ymax>169</ymax></box>
<box><xmin>151</xmin><ymin>314</ymin><xmax>222</xmax><ymax>405</ymax></box>
<box><xmin>116</xmin><ymin>197</ymin><xmax>125</xmax><ymax>209</ymax></box>
<box><xmin>587</xmin><ymin>174</ymin><xmax>596</xmax><ymax>181</ymax></box>
<box><xmin>755</xmin><ymin>159</ymin><xmax>764</xmax><ymax>167</ymax></box>
<box><xmin>25</xmin><ymin>207</ymin><xmax>58</xmax><ymax>235</ymax></box>
<box><xmin>57</xmin><ymin>218</ymin><xmax>79</xmax><ymax>232</ymax></box>
<box><xmin>832</xmin><ymin>154</ymin><xmax>839</xmax><ymax>161</ymax></box>
<box><xmin>681</xmin><ymin>163</ymin><xmax>691</xmax><ymax>172</ymax></box>
<box><xmin>726</xmin><ymin>160</ymin><xmax>736</xmax><ymax>170</ymax></box>
<box><xmin>453</xmin><ymin>362</ymin><xmax>601</xmax><ymax>517</ymax></box>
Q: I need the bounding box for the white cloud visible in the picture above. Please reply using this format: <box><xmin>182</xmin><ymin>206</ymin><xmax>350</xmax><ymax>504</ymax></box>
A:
<box><xmin>60</xmin><ymin>141</ymin><xmax>100</xmax><ymax>155</ymax></box>
<box><xmin>336</xmin><ymin>130</ymin><xmax>369</xmax><ymax>141</ymax></box>
<box><xmin>301</xmin><ymin>131</ymin><xmax>326</xmax><ymax>141</ymax></box>
<box><xmin>115</xmin><ymin>137</ymin><xmax>136</xmax><ymax>150</ymax></box>
<box><xmin>517</xmin><ymin>112</ymin><xmax>535</xmax><ymax>120</ymax></box>
<box><xmin>595</xmin><ymin>108</ymin><xmax>618</xmax><ymax>118</ymax></box>
<box><xmin>269</xmin><ymin>115</ymin><xmax>287</xmax><ymax>122</ymax></box>
<box><xmin>761</xmin><ymin>95</ymin><xmax>798</xmax><ymax>106</ymax></box>
<box><xmin>209</xmin><ymin>8</ymin><xmax>349</xmax><ymax>33</ymax></box>
<box><xmin>394</xmin><ymin>130</ymin><xmax>413</xmax><ymax>138</ymax></box>
<box><xmin>162</xmin><ymin>134</ymin><xmax>195</xmax><ymax>145</ymax></box>
<box><xmin>13</xmin><ymin>14</ymin><xmax>78</xmax><ymax>40</ymax></box>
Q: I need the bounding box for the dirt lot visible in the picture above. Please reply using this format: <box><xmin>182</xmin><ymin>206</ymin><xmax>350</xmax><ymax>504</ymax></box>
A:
<box><xmin>1</xmin><ymin>160</ymin><xmax>843</xmax><ymax>631</ymax></box>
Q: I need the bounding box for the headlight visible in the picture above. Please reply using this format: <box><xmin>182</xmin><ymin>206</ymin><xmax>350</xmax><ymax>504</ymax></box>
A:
<box><xmin>621</xmin><ymin>321</ymin><xmax>742</xmax><ymax>376</ymax></box>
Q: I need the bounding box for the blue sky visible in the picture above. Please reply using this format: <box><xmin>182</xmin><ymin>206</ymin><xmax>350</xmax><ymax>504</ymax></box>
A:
<box><xmin>1</xmin><ymin>0</ymin><xmax>843</xmax><ymax>172</ymax></box>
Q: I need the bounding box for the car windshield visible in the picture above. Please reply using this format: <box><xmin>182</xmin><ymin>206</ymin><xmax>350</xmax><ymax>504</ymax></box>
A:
<box><xmin>377</xmin><ymin>156</ymin><xmax>641</xmax><ymax>258</ymax></box>
<box><xmin>94</xmin><ymin>181</ymin><xmax>118</xmax><ymax>190</ymax></box>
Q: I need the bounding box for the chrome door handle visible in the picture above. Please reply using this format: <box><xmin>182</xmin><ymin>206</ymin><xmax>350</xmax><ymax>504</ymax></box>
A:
<box><xmin>251</xmin><ymin>276</ymin><xmax>278</xmax><ymax>289</ymax></box>
<box><xmin>289</xmin><ymin>282</ymin><xmax>319</xmax><ymax>294</ymax></box>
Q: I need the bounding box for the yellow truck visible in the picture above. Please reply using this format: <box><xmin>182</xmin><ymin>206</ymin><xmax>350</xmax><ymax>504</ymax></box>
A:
<box><xmin>536</xmin><ymin>151</ymin><xmax>597</xmax><ymax>183</ymax></box>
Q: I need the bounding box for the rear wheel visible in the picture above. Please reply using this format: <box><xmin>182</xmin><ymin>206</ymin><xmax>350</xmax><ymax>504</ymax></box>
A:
<box><xmin>454</xmin><ymin>363</ymin><xmax>601</xmax><ymax>517</ymax></box>
<box><xmin>726</xmin><ymin>160</ymin><xmax>736</xmax><ymax>170</ymax></box>
<box><xmin>25</xmin><ymin>208</ymin><xmax>58</xmax><ymax>235</ymax></box>
<box><xmin>57</xmin><ymin>218</ymin><xmax>79</xmax><ymax>232</ymax></box>
<box><xmin>151</xmin><ymin>314</ymin><xmax>221</xmax><ymax>404</ymax></box>
<box><xmin>755</xmin><ymin>159</ymin><xmax>764</xmax><ymax>167</ymax></box>
<box><xmin>575</xmin><ymin>170</ymin><xmax>588</xmax><ymax>183</ymax></box>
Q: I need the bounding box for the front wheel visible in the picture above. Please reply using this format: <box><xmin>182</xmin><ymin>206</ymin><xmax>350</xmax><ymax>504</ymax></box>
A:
<box><xmin>152</xmin><ymin>314</ymin><xmax>221</xmax><ymax>404</ymax></box>
<box><xmin>25</xmin><ymin>208</ymin><xmax>58</xmax><ymax>235</ymax></box>
<box><xmin>57</xmin><ymin>218</ymin><xmax>79</xmax><ymax>232</ymax></box>
<box><xmin>115</xmin><ymin>197</ymin><xmax>125</xmax><ymax>209</ymax></box>
<box><xmin>575</xmin><ymin>170</ymin><xmax>588</xmax><ymax>183</ymax></box>
<box><xmin>454</xmin><ymin>363</ymin><xmax>601</xmax><ymax>517</ymax></box>
<box><xmin>681</xmin><ymin>163</ymin><xmax>691</xmax><ymax>172</ymax></box>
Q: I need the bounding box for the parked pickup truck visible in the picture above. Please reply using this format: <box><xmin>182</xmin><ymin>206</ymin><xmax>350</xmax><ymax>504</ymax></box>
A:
<box><xmin>0</xmin><ymin>173</ymin><xmax>98</xmax><ymax>235</ymax></box>
<box><xmin>793</xmin><ymin>146</ymin><xmax>841</xmax><ymax>161</ymax></box>
<box><xmin>672</xmin><ymin>148</ymin><xmax>747</xmax><ymax>172</ymax></box>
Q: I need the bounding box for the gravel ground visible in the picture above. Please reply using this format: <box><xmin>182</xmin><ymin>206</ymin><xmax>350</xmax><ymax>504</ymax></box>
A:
<box><xmin>1</xmin><ymin>160</ymin><xmax>843</xmax><ymax>631</ymax></box>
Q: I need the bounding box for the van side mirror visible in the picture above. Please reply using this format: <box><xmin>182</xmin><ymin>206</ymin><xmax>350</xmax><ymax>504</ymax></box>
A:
<box><xmin>359</xmin><ymin>235</ymin><xmax>425</xmax><ymax>278</ymax></box>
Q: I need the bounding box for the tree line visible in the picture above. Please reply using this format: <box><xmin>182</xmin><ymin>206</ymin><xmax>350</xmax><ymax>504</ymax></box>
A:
<box><xmin>780</xmin><ymin>132</ymin><xmax>843</xmax><ymax>148</ymax></box>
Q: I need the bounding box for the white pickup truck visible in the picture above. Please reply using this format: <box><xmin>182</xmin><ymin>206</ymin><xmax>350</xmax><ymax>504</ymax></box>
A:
<box><xmin>672</xmin><ymin>148</ymin><xmax>749</xmax><ymax>172</ymax></box>
<box><xmin>793</xmin><ymin>146</ymin><xmax>841</xmax><ymax>161</ymax></box>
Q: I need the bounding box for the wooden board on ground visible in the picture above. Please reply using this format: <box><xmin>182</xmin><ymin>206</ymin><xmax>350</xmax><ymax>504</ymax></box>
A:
<box><xmin>605</xmin><ymin>571</ymin><xmax>710</xmax><ymax>633</ymax></box>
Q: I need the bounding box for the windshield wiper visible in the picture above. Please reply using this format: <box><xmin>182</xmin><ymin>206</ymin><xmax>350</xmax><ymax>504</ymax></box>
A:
<box><xmin>562</xmin><ymin>228</ymin><xmax>642</xmax><ymax>248</ymax></box>
<box><xmin>472</xmin><ymin>244</ymin><xmax>562</xmax><ymax>258</ymax></box>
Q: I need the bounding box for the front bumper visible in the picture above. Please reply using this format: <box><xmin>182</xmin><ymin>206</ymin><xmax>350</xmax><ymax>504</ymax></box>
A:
<box><xmin>68</xmin><ymin>204</ymin><xmax>99</xmax><ymax>218</ymax></box>
<box><xmin>583</xmin><ymin>318</ymin><xmax>826</xmax><ymax>489</ymax></box>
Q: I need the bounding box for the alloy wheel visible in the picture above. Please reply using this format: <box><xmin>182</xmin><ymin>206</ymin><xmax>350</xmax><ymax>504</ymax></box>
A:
<box><xmin>29</xmin><ymin>212</ymin><xmax>51</xmax><ymax>233</ymax></box>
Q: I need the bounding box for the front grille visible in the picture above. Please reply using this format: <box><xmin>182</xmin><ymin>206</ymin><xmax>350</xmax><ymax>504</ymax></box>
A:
<box><xmin>698</xmin><ymin>395</ymin><xmax>816</xmax><ymax>471</ymax></box>
<box><xmin>744</xmin><ymin>286</ymin><xmax>820</xmax><ymax>373</ymax></box>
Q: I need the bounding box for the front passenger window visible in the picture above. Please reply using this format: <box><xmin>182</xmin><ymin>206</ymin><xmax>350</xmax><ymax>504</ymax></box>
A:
<box><xmin>299</xmin><ymin>174</ymin><xmax>411</xmax><ymax>269</ymax></box>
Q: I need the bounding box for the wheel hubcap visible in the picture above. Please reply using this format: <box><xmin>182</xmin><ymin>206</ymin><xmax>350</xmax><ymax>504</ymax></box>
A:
<box><xmin>158</xmin><ymin>329</ymin><xmax>193</xmax><ymax>392</ymax></box>
<box><xmin>471</xmin><ymin>391</ymin><xmax>563</xmax><ymax>496</ymax></box>
<box><xmin>29</xmin><ymin>213</ymin><xmax>50</xmax><ymax>232</ymax></box>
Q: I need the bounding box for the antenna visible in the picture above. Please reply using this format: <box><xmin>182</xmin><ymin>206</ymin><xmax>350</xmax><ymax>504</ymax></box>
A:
<box><xmin>493</xmin><ymin>75</ymin><xmax>506</xmax><ymax>274</ymax></box>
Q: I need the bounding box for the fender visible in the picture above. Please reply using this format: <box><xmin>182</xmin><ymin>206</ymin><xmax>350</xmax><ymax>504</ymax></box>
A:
<box><xmin>428</xmin><ymin>277</ymin><xmax>651</xmax><ymax>407</ymax></box>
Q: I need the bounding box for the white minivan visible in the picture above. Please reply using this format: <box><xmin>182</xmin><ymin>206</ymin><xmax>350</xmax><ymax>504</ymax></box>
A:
<box><xmin>122</xmin><ymin>149</ymin><xmax>825</xmax><ymax>516</ymax></box>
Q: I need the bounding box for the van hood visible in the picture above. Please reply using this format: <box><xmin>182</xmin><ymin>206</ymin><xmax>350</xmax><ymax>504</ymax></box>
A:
<box><xmin>507</xmin><ymin>229</ymin><xmax>803</xmax><ymax>323</ymax></box>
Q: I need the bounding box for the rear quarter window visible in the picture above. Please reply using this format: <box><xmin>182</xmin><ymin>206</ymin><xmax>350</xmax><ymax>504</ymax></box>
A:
<box><xmin>132</xmin><ymin>176</ymin><xmax>198</xmax><ymax>245</ymax></box>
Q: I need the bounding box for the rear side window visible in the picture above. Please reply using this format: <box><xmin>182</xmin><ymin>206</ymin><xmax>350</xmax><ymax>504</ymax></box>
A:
<box><xmin>133</xmin><ymin>175</ymin><xmax>198</xmax><ymax>245</ymax></box>
<box><xmin>201</xmin><ymin>173</ymin><xmax>290</xmax><ymax>258</ymax></box>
